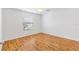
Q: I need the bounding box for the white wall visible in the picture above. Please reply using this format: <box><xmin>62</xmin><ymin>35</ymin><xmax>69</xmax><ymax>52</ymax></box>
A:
<box><xmin>2</xmin><ymin>8</ymin><xmax>41</xmax><ymax>41</ymax></box>
<box><xmin>3</xmin><ymin>8</ymin><xmax>79</xmax><ymax>41</ymax></box>
<box><xmin>0</xmin><ymin>8</ymin><xmax>2</xmax><ymax>50</ymax></box>
<box><xmin>42</xmin><ymin>8</ymin><xmax>79</xmax><ymax>41</ymax></box>
<box><xmin>0</xmin><ymin>8</ymin><xmax>2</xmax><ymax>42</ymax></box>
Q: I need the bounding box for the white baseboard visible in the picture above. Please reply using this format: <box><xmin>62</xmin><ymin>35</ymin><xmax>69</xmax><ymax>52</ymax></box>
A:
<box><xmin>3</xmin><ymin>32</ymin><xmax>40</xmax><ymax>42</ymax></box>
<box><xmin>43</xmin><ymin>32</ymin><xmax>79</xmax><ymax>41</ymax></box>
<box><xmin>3</xmin><ymin>32</ymin><xmax>79</xmax><ymax>42</ymax></box>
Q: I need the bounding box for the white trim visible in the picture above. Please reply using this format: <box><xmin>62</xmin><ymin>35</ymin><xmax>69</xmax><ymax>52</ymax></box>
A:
<box><xmin>3</xmin><ymin>32</ymin><xmax>79</xmax><ymax>42</ymax></box>
<box><xmin>3</xmin><ymin>32</ymin><xmax>40</xmax><ymax>41</ymax></box>
<box><xmin>43</xmin><ymin>32</ymin><xmax>79</xmax><ymax>41</ymax></box>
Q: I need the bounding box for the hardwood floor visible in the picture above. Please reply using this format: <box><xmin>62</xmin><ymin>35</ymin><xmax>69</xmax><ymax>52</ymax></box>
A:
<box><xmin>2</xmin><ymin>33</ymin><xmax>79</xmax><ymax>51</ymax></box>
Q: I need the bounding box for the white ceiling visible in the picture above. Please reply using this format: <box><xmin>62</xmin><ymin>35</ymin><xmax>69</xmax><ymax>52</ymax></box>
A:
<box><xmin>17</xmin><ymin>8</ymin><xmax>50</xmax><ymax>14</ymax></box>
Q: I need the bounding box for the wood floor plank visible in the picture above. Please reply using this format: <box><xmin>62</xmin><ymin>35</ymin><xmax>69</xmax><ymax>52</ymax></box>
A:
<box><xmin>2</xmin><ymin>33</ymin><xmax>79</xmax><ymax>51</ymax></box>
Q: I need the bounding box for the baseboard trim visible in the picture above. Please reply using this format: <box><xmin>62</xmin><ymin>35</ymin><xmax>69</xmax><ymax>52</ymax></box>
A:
<box><xmin>3</xmin><ymin>32</ymin><xmax>79</xmax><ymax>42</ymax></box>
<box><xmin>3</xmin><ymin>32</ymin><xmax>41</xmax><ymax>42</ymax></box>
<box><xmin>42</xmin><ymin>32</ymin><xmax>79</xmax><ymax>42</ymax></box>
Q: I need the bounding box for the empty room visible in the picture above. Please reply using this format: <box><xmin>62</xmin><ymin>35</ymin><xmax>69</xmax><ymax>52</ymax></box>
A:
<box><xmin>1</xmin><ymin>8</ymin><xmax>79</xmax><ymax>51</ymax></box>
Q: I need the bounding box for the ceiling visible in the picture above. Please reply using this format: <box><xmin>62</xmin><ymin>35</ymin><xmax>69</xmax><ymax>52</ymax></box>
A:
<box><xmin>17</xmin><ymin>8</ymin><xmax>50</xmax><ymax>14</ymax></box>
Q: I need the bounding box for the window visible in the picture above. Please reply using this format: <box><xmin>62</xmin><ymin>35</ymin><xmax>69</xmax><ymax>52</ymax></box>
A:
<box><xmin>23</xmin><ymin>18</ymin><xmax>33</xmax><ymax>31</ymax></box>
